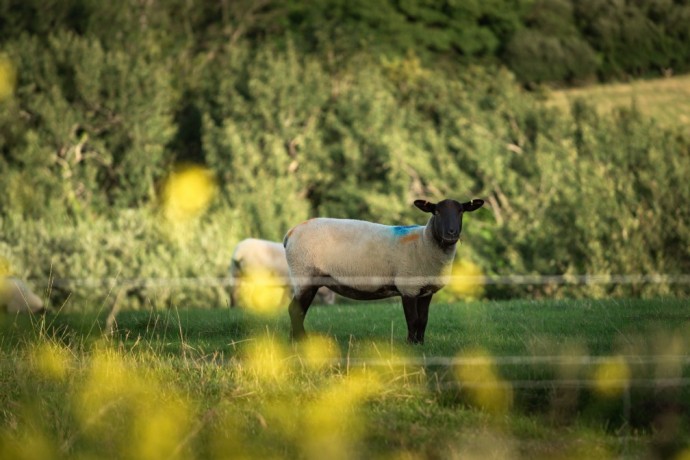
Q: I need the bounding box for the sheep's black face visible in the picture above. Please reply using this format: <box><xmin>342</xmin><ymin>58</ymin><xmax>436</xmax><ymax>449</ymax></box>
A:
<box><xmin>414</xmin><ymin>198</ymin><xmax>484</xmax><ymax>249</ymax></box>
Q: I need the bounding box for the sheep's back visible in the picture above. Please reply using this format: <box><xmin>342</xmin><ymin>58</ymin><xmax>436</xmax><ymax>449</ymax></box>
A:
<box><xmin>232</xmin><ymin>238</ymin><xmax>290</xmax><ymax>278</ymax></box>
<box><xmin>285</xmin><ymin>218</ymin><xmax>415</xmax><ymax>278</ymax></box>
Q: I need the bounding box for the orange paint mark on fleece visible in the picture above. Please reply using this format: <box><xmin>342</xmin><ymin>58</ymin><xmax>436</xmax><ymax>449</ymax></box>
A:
<box><xmin>399</xmin><ymin>233</ymin><xmax>420</xmax><ymax>244</ymax></box>
<box><xmin>287</xmin><ymin>218</ymin><xmax>316</xmax><ymax>239</ymax></box>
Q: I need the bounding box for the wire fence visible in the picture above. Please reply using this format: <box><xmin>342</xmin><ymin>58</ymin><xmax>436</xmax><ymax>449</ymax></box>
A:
<box><xmin>15</xmin><ymin>273</ymin><xmax>690</xmax><ymax>392</ymax></box>
<box><xmin>337</xmin><ymin>355</ymin><xmax>690</xmax><ymax>388</ymax></box>
<box><xmin>344</xmin><ymin>355</ymin><xmax>690</xmax><ymax>367</ymax></box>
<box><xmin>34</xmin><ymin>273</ymin><xmax>690</xmax><ymax>289</ymax></box>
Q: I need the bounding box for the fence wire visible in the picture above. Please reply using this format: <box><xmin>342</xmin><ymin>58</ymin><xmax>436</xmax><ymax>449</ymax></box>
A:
<box><xmin>35</xmin><ymin>273</ymin><xmax>690</xmax><ymax>289</ymax></box>
<box><xmin>20</xmin><ymin>274</ymin><xmax>690</xmax><ymax>391</ymax></box>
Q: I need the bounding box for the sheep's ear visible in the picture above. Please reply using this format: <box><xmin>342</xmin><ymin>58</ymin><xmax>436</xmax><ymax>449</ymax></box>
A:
<box><xmin>414</xmin><ymin>200</ymin><xmax>437</xmax><ymax>214</ymax></box>
<box><xmin>462</xmin><ymin>199</ymin><xmax>484</xmax><ymax>212</ymax></box>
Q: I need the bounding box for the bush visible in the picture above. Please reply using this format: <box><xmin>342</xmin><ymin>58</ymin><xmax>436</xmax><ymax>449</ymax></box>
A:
<box><xmin>2</xmin><ymin>3</ymin><xmax>690</xmax><ymax>310</ymax></box>
<box><xmin>0</xmin><ymin>209</ymin><xmax>242</xmax><ymax>311</ymax></box>
<box><xmin>0</xmin><ymin>30</ymin><xmax>178</xmax><ymax>218</ymax></box>
<box><xmin>504</xmin><ymin>0</ymin><xmax>599</xmax><ymax>85</ymax></box>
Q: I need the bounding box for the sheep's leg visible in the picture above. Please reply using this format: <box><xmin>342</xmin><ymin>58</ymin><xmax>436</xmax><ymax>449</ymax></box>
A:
<box><xmin>402</xmin><ymin>296</ymin><xmax>421</xmax><ymax>344</ymax></box>
<box><xmin>289</xmin><ymin>287</ymin><xmax>318</xmax><ymax>341</ymax></box>
<box><xmin>414</xmin><ymin>295</ymin><xmax>432</xmax><ymax>345</ymax></box>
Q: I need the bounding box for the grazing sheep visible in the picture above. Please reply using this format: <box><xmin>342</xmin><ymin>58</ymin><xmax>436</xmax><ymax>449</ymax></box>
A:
<box><xmin>0</xmin><ymin>277</ymin><xmax>45</xmax><ymax>314</ymax></box>
<box><xmin>284</xmin><ymin>198</ymin><xmax>484</xmax><ymax>344</ymax></box>
<box><xmin>229</xmin><ymin>238</ymin><xmax>335</xmax><ymax>308</ymax></box>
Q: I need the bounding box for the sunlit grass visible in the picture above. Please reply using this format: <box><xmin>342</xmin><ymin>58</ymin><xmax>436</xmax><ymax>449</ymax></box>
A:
<box><xmin>0</xmin><ymin>298</ymin><xmax>688</xmax><ymax>458</ymax></box>
<box><xmin>546</xmin><ymin>74</ymin><xmax>690</xmax><ymax>132</ymax></box>
<box><xmin>29</xmin><ymin>341</ymin><xmax>72</xmax><ymax>381</ymax></box>
<box><xmin>295</xmin><ymin>334</ymin><xmax>341</xmax><ymax>371</ymax></box>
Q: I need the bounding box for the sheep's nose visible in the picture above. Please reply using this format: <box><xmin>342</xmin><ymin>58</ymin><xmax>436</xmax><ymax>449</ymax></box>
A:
<box><xmin>448</xmin><ymin>228</ymin><xmax>457</xmax><ymax>236</ymax></box>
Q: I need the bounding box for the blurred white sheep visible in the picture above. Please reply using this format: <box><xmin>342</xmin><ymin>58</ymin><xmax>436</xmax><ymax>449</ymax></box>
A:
<box><xmin>229</xmin><ymin>238</ymin><xmax>335</xmax><ymax>308</ymax></box>
<box><xmin>0</xmin><ymin>277</ymin><xmax>44</xmax><ymax>314</ymax></box>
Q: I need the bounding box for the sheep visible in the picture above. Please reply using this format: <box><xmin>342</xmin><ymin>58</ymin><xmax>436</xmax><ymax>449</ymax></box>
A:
<box><xmin>284</xmin><ymin>198</ymin><xmax>484</xmax><ymax>344</ymax></box>
<box><xmin>229</xmin><ymin>238</ymin><xmax>335</xmax><ymax>308</ymax></box>
<box><xmin>0</xmin><ymin>277</ymin><xmax>45</xmax><ymax>314</ymax></box>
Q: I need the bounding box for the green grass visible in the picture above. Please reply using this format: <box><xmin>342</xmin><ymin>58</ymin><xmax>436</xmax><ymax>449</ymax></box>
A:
<box><xmin>1</xmin><ymin>298</ymin><xmax>689</xmax><ymax>459</ymax></box>
<box><xmin>11</xmin><ymin>297</ymin><xmax>684</xmax><ymax>358</ymax></box>
<box><xmin>546</xmin><ymin>74</ymin><xmax>690</xmax><ymax>133</ymax></box>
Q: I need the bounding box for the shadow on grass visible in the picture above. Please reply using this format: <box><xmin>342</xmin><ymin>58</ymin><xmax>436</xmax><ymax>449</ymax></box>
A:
<box><xmin>0</xmin><ymin>307</ymin><xmax>286</xmax><ymax>355</ymax></box>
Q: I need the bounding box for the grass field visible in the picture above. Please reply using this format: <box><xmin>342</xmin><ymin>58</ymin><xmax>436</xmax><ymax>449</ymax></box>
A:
<box><xmin>547</xmin><ymin>74</ymin><xmax>690</xmax><ymax>132</ymax></box>
<box><xmin>1</xmin><ymin>298</ymin><xmax>689</xmax><ymax>459</ymax></box>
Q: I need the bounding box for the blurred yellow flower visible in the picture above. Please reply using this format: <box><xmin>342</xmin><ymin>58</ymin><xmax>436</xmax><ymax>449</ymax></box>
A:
<box><xmin>243</xmin><ymin>336</ymin><xmax>289</xmax><ymax>384</ymax></box>
<box><xmin>0</xmin><ymin>256</ymin><xmax>10</xmax><ymax>277</ymax></box>
<box><xmin>301</xmin><ymin>372</ymin><xmax>381</xmax><ymax>460</ymax></box>
<box><xmin>75</xmin><ymin>348</ymin><xmax>147</xmax><ymax>434</ymax></box>
<box><xmin>296</xmin><ymin>334</ymin><xmax>340</xmax><ymax>371</ymax></box>
<box><xmin>30</xmin><ymin>342</ymin><xmax>71</xmax><ymax>381</ymax></box>
<box><xmin>675</xmin><ymin>448</ymin><xmax>690</xmax><ymax>460</ymax></box>
<box><xmin>0</xmin><ymin>54</ymin><xmax>17</xmax><ymax>101</ymax></box>
<box><xmin>449</xmin><ymin>259</ymin><xmax>485</xmax><ymax>300</ymax></box>
<box><xmin>161</xmin><ymin>164</ymin><xmax>217</xmax><ymax>222</ymax></box>
<box><xmin>592</xmin><ymin>356</ymin><xmax>630</xmax><ymax>397</ymax></box>
<box><xmin>236</xmin><ymin>268</ymin><xmax>287</xmax><ymax>316</ymax></box>
<box><xmin>0</xmin><ymin>430</ymin><xmax>57</xmax><ymax>460</ymax></box>
<box><xmin>454</xmin><ymin>348</ymin><xmax>513</xmax><ymax>414</ymax></box>
<box><xmin>127</xmin><ymin>393</ymin><xmax>193</xmax><ymax>460</ymax></box>
<box><xmin>654</xmin><ymin>332</ymin><xmax>685</xmax><ymax>380</ymax></box>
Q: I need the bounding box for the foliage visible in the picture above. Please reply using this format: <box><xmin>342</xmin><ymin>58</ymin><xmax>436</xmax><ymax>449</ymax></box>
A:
<box><xmin>573</xmin><ymin>0</ymin><xmax>690</xmax><ymax>79</ymax></box>
<box><xmin>1</xmin><ymin>1</ymin><xmax>690</xmax><ymax>310</ymax></box>
<box><xmin>0</xmin><ymin>209</ymin><xmax>240</xmax><ymax>311</ymax></box>
<box><xmin>504</xmin><ymin>0</ymin><xmax>599</xmax><ymax>85</ymax></box>
<box><xmin>0</xmin><ymin>30</ymin><xmax>177</xmax><ymax>217</ymax></box>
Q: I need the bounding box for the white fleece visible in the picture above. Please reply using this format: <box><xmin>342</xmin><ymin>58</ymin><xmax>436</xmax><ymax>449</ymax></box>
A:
<box><xmin>284</xmin><ymin>217</ymin><xmax>455</xmax><ymax>298</ymax></box>
<box><xmin>0</xmin><ymin>277</ymin><xmax>44</xmax><ymax>314</ymax></box>
<box><xmin>230</xmin><ymin>238</ymin><xmax>335</xmax><ymax>304</ymax></box>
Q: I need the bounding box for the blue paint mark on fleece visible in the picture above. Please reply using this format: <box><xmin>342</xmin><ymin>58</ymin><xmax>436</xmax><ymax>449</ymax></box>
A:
<box><xmin>391</xmin><ymin>225</ymin><xmax>421</xmax><ymax>236</ymax></box>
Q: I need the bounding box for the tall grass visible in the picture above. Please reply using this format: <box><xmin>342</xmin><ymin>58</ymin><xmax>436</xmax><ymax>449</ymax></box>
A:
<box><xmin>1</xmin><ymin>298</ymin><xmax>689</xmax><ymax>459</ymax></box>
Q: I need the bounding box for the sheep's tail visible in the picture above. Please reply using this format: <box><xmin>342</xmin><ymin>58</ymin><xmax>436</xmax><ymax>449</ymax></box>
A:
<box><xmin>284</xmin><ymin>220</ymin><xmax>307</xmax><ymax>248</ymax></box>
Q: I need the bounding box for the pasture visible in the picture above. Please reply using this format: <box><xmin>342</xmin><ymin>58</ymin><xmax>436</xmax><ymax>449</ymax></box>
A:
<box><xmin>2</xmin><ymin>297</ymin><xmax>689</xmax><ymax>459</ymax></box>
<box><xmin>546</xmin><ymin>74</ymin><xmax>690</xmax><ymax>133</ymax></box>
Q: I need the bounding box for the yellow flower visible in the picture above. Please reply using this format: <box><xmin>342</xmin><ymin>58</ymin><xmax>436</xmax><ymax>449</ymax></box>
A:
<box><xmin>592</xmin><ymin>356</ymin><xmax>630</xmax><ymax>397</ymax></box>
<box><xmin>449</xmin><ymin>259</ymin><xmax>485</xmax><ymax>300</ymax></box>
<box><xmin>454</xmin><ymin>348</ymin><xmax>513</xmax><ymax>414</ymax></box>
<box><xmin>161</xmin><ymin>164</ymin><xmax>217</xmax><ymax>222</ymax></box>
<box><xmin>236</xmin><ymin>268</ymin><xmax>288</xmax><ymax>316</ymax></box>
<box><xmin>0</xmin><ymin>54</ymin><xmax>17</xmax><ymax>101</ymax></box>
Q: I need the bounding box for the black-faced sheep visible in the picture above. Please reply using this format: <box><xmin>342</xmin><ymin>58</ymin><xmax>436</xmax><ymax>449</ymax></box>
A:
<box><xmin>229</xmin><ymin>238</ymin><xmax>335</xmax><ymax>308</ymax></box>
<box><xmin>0</xmin><ymin>277</ymin><xmax>45</xmax><ymax>314</ymax></box>
<box><xmin>284</xmin><ymin>198</ymin><xmax>484</xmax><ymax>344</ymax></box>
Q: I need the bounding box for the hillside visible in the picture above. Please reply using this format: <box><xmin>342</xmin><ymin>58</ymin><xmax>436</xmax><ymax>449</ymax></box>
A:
<box><xmin>547</xmin><ymin>74</ymin><xmax>690</xmax><ymax>132</ymax></box>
